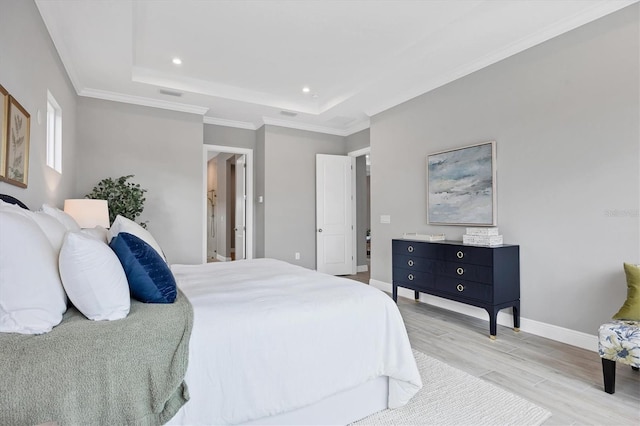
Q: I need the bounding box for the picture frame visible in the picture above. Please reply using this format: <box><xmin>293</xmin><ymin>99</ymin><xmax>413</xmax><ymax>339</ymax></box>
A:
<box><xmin>427</xmin><ymin>141</ymin><xmax>496</xmax><ymax>226</ymax></box>
<box><xmin>0</xmin><ymin>85</ymin><xmax>8</xmax><ymax>179</ymax></box>
<box><xmin>4</xmin><ymin>95</ymin><xmax>30</xmax><ymax>188</ymax></box>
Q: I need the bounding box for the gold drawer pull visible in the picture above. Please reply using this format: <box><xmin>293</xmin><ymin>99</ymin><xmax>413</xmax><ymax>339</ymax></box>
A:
<box><xmin>407</xmin><ymin>245</ymin><xmax>414</xmax><ymax>253</ymax></box>
<box><xmin>408</xmin><ymin>274</ymin><xmax>415</xmax><ymax>281</ymax></box>
<box><xmin>408</xmin><ymin>260</ymin><xmax>414</xmax><ymax>267</ymax></box>
<box><xmin>456</xmin><ymin>267</ymin><xmax>464</xmax><ymax>275</ymax></box>
<box><xmin>456</xmin><ymin>284</ymin><xmax>464</xmax><ymax>292</ymax></box>
<box><xmin>457</xmin><ymin>250</ymin><xmax>464</xmax><ymax>259</ymax></box>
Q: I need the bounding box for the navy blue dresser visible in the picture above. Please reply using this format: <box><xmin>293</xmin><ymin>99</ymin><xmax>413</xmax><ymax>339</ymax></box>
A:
<box><xmin>392</xmin><ymin>239</ymin><xmax>520</xmax><ymax>339</ymax></box>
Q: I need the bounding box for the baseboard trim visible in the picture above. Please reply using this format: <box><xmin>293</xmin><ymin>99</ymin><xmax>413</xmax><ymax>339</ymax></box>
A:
<box><xmin>369</xmin><ymin>279</ymin><xmax>598</xmax><ymax>352</ymax></box>
<box><xmin>357</xmin><ymin>265</ymin><xmax>369</xmax><ymax>273</ymax></box>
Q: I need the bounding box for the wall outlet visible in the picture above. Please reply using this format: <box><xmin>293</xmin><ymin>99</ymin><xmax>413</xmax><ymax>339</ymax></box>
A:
<box><xmin>380</xmin><ymin>215</ymin><xmax>391</xmax><ymax>224</ymax></box>
<box><xmin>295</xmin><ymin>252</ymin><xmax>300</xmax><ymax>260</ymax></box>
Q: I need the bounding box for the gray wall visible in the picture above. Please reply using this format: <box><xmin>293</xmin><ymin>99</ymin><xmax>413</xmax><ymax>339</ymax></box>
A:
<box><xmin>76</xmin><ymin>97</ymin><xmax>204</xmax><ymax>264</ymax></box>
<box><xmin>370</xmin><ymin>4</ymin><xmax>639</xmax><ymax>335</ymax></box>
<box><xmin>204</xmin><ymin>123</ymin><xmax>256</xmax><ymax>150</ymax></box>
<box><xmin>0</xmin><ymin>0</ymin><xmax>78</xmax><ymax>208</ymax></box>
<box><xmin>346</xmin><ymin>128</ymin><xmax>370</xmax><ymax>153</ymax></box>
<box><xmin>263</xmin><ymin>125</ymin><xmax>346</xmax><ymax>269</ymax></box>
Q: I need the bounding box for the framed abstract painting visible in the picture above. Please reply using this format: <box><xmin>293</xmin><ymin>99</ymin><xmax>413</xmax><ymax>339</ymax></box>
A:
<box><xmin>427</xmin><ymin>141</ymin><xmax>496</xmax><ymax>226</ymax></box>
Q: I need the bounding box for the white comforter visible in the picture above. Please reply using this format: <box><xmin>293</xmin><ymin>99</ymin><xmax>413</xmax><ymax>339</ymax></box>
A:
<box><xmin>169</xmin><ymin>259</ymin><xmax>421</xmax><ymax>425</ymax></box>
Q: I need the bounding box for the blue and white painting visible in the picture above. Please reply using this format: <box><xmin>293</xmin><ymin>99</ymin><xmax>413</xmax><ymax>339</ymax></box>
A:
<box><xmin>427</xmin><ymin>141</ymin><xmax>496</xmax><ymax>225</ymax></box>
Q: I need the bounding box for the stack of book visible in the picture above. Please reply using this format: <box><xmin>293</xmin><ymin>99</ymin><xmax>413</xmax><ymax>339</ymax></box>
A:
<box><xmin>402</xmin><ymin>233</ymin><xmax>446</xmax><ymax>242</ymax></box>
<box><xmin>463</xmin><ymin>227</ymin><xmax>503</xmax><ymax>246</ymax></box>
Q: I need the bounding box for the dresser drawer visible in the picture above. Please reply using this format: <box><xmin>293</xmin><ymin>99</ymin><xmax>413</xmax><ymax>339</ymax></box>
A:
<box><xmin>441</xmin><ymin>245</ymin><xmax>493</xmax><ymax>266</ymax></box>
<box><xmin>392</xmin><ymin>239</ymin><xmax>439</xmax><ymax>258</ymax></box>
<box><xmin>392</xmin><ymin>268</ymin><xmax>435</xmax><ymax>290</ymax></box>
<box><xmin>391</xmin><ymin>239</ymin><xmax>520</xmax><ymax>339</ymax></box>
<box><xmin>392</xmin><ymin>254</ymin><xmax>437</xmax><ymax>273</ymax></box>
<box><xmin>435</xmin><ymin>275</ymin><xmax>492</xmax><ymax>302</ymax></box>
<box><xmin>438</xmin><ymin>261</ymin><xmax>493</xmax><ymax>284</ymax></box>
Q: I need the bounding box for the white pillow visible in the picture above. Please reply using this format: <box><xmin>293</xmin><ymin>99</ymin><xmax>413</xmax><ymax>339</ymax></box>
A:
<box><xmin>0</xmin><ymin>199</ymin><xmax>26</xmax><ymax>213</ymax></box>
<box><xmin>81</xmin><ymin>226</ymin><xmax>109</xmax><ymax>244</ymax></box>
<box><xmin>59</xmin><ymin>232</ymin><xmax>130</xmax><ymax>321</ymax></box>
<box><xmin>0</xmin><ymin>211</ymin><xmax>67</xmax><ymax>334</ymax></box>
<box><xmin>0</xmin><ymin>202</ymin><xmax>68</xmax><ymax>253</ymax></box>
<box><xmin>109</xmin><ymin>215</ymin><xmax>166</xmax><ymax>262</ymax></box>
<box><xmin>41</xmin><ymin>203</ymin><xmax>81</xmax><ymax>232</ymax></box>
<box><xmin>27</xmin><ymin>211</ymin><xmax>68</xmax><ymax>253</ymax></box>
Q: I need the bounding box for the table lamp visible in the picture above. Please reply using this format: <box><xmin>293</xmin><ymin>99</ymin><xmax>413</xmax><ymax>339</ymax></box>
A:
<box><xmin>64</xmin><ymin>199</ymin><xmax>110</xmax><ymax>228</ymax></box>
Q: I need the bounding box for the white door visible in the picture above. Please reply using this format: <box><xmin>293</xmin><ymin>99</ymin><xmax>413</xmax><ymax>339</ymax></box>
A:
<box><xmin>316</xmin><ymin>154</ymin><xmax>356</xmax><ymax>275</ymax></box>
<box><xmin>234</xmin><ymin>154</ymin><xmax>246</xmax><ymax>260</ymax></box>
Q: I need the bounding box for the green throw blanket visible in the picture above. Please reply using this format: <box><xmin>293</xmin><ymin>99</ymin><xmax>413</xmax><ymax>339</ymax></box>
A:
<box><xmin>0</xmin><ymin>290</ymin><xmax>194</xmax><ymax>426</ymax></box>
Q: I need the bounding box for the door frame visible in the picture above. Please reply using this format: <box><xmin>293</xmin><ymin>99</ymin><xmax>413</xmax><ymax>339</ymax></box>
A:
<box><xmin>202</xmin><ymin>145</ymin><xmax>254</xmax><ymax>263</ymax></box>
<box><xmin>234</xmin><ymin>153</ymin><xmax>247</xmax><ymax>260</ymax></box>
<box><xmin>348</xmin><ymin>146</ymin><xmax>370</xmax><ymax>272</ymax></box>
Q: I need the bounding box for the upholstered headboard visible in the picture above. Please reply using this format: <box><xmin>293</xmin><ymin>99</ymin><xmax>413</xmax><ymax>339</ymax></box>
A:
<box><xmin>0</xmin><ymin>194</ymin><xmax>29</xmax><ymax>210</ymax></box>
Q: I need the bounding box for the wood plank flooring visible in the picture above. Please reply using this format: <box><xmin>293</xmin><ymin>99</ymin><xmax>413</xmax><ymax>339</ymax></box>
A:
<box><xmin>396</xmin><ymin>296</ymin><xmax>640</xmax><ymax>425</ymax></box>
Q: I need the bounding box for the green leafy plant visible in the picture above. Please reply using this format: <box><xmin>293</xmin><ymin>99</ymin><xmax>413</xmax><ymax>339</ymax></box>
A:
<box><xmin>86</xmin><ymin>175</ymin><xmax>148</xmax><ymax>228</ymax></box>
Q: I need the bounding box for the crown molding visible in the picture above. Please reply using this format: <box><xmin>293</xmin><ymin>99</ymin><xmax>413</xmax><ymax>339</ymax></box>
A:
<box><xmin>262</xmin><ymin>117</ymin><xmax>346</xmax><ymax>136</ymax></box>
<box><xmin>203</xmin><ymin>116</ymin><xmax>258</xmax><ymax>130</ymax></box>
<box><xmin>261</xmin><ymin>117</ymin><xmax>370</xmax><ymax>137</ymax></box>
<box><xmin>365</xmin><ymin>0</ymin><xmax>637</xmax><ymax>117</ymax></box>
<box><xmin>203</xmin><ymin>115</ymin><xmax>370</xmax><ymax>136</ymax></box>
<box><xmin>343</xmin><ymin>119</ymin><xmax>371</xmax><ymax>137</ymax></box>
<box><xmin>78</xmin><ymin>88</ymin><xmax>209</xmax><ymax>115</ymax></box>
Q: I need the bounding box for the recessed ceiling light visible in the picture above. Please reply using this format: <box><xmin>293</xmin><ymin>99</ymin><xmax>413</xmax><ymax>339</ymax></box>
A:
<box><xmin>302</xmin><ymin>87</ymin><xmax>310</xmax><ymax>93</ymax></box>
<box><xmin>172</xmin><ymin>57</ymin><xmax>182</xmax><ymax>65</ymax></box>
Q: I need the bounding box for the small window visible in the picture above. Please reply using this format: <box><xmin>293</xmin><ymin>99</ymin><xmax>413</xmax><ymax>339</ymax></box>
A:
<box><xmin>46</xmin><ymin>91</ymin><xmax>62</xmax><ymax>173</ymax></box>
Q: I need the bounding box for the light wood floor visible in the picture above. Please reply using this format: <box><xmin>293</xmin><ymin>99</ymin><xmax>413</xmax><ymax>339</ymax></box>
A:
<box><xmin>396</xmin><ymin>296</ymin><xmax>640</xmax><ymax>425</ymax></box>
<box><xmin>342</xmin><ymin>271</ymin><xmax>639</xmax><ymax>424</ymax></box>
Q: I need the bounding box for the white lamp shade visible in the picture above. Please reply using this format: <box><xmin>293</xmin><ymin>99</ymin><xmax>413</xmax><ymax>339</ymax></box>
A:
<box><xmin>64</xmin><ymin>199</ymin><xmax>110</xmax><ymax>229</ymax></box>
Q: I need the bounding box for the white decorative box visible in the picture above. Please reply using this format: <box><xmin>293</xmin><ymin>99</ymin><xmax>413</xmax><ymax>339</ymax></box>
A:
<box><xmin>402</xmin><ymin>233</ymin><xmax>446</xmax><ymax>242</ymax></box>
<box><xmin>463</xmin><ymin>234</ymin><xmax>503</xmax><ymax>246</ymax></box>
<box><xmin>465</xmin><ymin>227</ymin><xmax>499</xmax><ymax>236</ymax></box>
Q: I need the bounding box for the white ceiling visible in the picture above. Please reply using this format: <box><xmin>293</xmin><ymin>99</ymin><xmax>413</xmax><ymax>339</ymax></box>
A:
<box><xmin>35</xmin><ymin>0</ymin><xmax>636</xmax><ymax>136</ymax></box>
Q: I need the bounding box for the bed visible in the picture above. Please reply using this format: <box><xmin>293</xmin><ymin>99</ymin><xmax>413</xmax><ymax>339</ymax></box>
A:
<box><xmin>0</xmin><ymin>194</ymin><xmax>422</xmax><ymax>425</ymax></box>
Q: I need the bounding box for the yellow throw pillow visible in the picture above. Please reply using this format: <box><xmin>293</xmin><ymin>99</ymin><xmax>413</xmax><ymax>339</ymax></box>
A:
<box><xmin>612</xmin><ymin>263</ymin><xmax>640</xmax><ymax>321</ymax></box>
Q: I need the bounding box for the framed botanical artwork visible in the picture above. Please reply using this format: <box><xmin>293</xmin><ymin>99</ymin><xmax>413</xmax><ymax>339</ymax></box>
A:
<box><xmin>0</xmin><ymin>85</ymin><xmax>8</xmax><ymax>178</ymax></box>
<box><xmin>427</xmin><ymin>141</ymin><xmax>497</xmax><ymax>226</ymax></box>
<box><xmin>4</xmin><ymin>95</ymin><xmax>30</xmax><ymax>188</ymax></box>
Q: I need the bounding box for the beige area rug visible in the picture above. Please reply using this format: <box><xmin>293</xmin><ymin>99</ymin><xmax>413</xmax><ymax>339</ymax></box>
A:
<box><xmin>352</xmin><ymin>350</ymin><xmax>552</xmax><ymax>426</ymax></box>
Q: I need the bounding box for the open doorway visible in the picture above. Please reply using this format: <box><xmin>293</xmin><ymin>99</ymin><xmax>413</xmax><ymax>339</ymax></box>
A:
<box><xmin>202</xmin><ymin>145</ymin><xmax>253</xmax><ymax>264</ymax></box>
<box><xmin>348</xmin><ymin>147</ymin><xmax>371</xmax><ymax>283</ymax></box>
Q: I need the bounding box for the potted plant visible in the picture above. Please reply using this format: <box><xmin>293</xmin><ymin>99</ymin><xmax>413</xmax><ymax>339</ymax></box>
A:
<box><xmin>86</xmin><ymin>175</ymin><xmax>148</xmax><ymax>228</ymax></box>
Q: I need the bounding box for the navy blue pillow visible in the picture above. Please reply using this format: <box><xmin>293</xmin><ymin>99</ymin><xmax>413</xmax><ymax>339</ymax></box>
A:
<box><xmin>110</xmin><ymin>232</ymin><xmax>176</xmax><ymax>303</ymax></box>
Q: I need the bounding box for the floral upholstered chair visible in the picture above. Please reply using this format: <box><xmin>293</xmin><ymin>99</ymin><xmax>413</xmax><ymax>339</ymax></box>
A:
<box><xmin>597</xmin><ymin>263</ymin><xmax>640</xmax><ymax>394</ymax></box>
